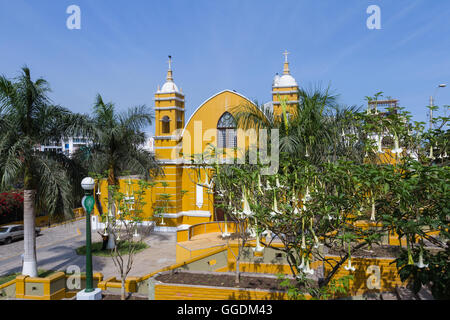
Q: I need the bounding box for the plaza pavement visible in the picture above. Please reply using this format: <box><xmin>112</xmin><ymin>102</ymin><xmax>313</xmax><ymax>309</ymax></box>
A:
<box><xmin>0</xmin><ymin>219</ymin><xmax>177</xmax><ymax>279</ymax></box>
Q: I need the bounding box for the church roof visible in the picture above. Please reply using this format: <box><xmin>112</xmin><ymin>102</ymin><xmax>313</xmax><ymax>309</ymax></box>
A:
<box><xmin>159</xmin><ymin>80</ymin><xmax>179</xmax><ymax>93</ymax></box>
<box><xmin>275</xmin><ymin>74</ymin><xmax>298</xmax><ymax>87</ymax></box>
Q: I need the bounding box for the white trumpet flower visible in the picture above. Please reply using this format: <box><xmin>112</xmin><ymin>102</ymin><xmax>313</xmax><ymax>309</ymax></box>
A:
<box><xmin>242</xmin><ymin>189</ymin><xmax>253</xmax><ymax>217</ymax></box>
<box><xmin>344</xmin><ymin>243</ymin><xmax>356</xmax><ymax>271</ymax></box>
<box><xmin>301</xmin><ymin>219</ymin><xmax>306</xmax><ymax>250</ymax></box>
<box><xmin>377</xmin><ymin>135</ymin><xmax>384</xmax><ymax>154</ymax></box>
<box><xmin>292</xmin><ymin>193</ymin><xmax>300</xmax><ymax>215</ymax></box>
<box><xmin>303</xmin><ymin>186</ymin><xmax>312</xmax><ymax>203</ymax></box>
<box><xmin>415</xmin><ymin>248</ymin><xmax>428</xmax><ymax>269</ymax></box>
<box><xmin>303</xmin><ymin>259</ymin><xmax>314</xmax><ymax>275</ymax></box>
<box><xmin>257</xmin><ymin>174</ymin><xmax>264</xmax><ymax>194</ymax></box>
<box><xmin>344</xmin><ymin>259</ymin><xmax>356</xmax><ymax>272</ymax></box>
<box><xmin>270</xmin><ymin>193</ymin><xmax>279</xmax><ymax>216</ymax></box>
<box><xmin>391</xmin><ymin>134</ymin><xmax>403</xmax><ymax>154</ymax></box>
<box><xmin>309</xmin><ymin>219</ymin><xmax>321</xmax><ymax>249</ymax></box>
<box><xmin>370</xmin><ymin>201</ymin><xmax>376</xmax><ymax>221</ymax></box>
<box><xmin>222</xmin><ymin>207</ymin><xmax>232</xmax><ymax>238</ymax></box>
<box><xmin>298</xmin><ymin>254</ymin><xmax>305</xmax><ymax>270</ymax></box>
<box><xmin>428</xmin><ymin>146</ymin><xmax>435</xmax><ymax>160</ymax></box>
<box><xmin>253</xmin><ymin>233</ymin><xmax>264</xmax><ymax>253</ymax></box>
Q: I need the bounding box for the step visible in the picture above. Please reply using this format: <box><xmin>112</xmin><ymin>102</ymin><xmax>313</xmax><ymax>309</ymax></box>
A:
<box><xmin>395</xmin><ymin>286</ymin><xmax>418</xmax><ymax>300</ymax></box>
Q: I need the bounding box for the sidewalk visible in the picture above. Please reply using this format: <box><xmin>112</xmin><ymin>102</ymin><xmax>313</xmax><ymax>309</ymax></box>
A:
<box><xmin>0</xmin><ymin>219</ymin><xmax>177</xmax><ymax>279</ymax></box>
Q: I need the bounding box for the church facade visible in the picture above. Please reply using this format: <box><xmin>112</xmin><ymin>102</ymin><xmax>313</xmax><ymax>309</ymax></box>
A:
<box><xmin>94</xmin><ymin>52</ymin><xmax>300</xmax><ymax>232</ymax></box>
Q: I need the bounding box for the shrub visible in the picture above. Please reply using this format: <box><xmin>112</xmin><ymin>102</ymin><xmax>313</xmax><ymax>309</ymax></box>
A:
<box><xmin>0</xmin><ymin>191</ymin><xmax>24</xmax><ymax>225</ymax></box>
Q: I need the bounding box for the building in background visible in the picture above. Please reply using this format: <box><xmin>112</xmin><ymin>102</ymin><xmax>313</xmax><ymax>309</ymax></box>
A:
<box><xmin>36</xmin><ymin>137</ymin><xmax>90</xmax><ymax>157</ymax></box>
<box><xmin>141</xmin><ymin>136</ymin><xmax>155</xmax><ymax>154</ymax></box>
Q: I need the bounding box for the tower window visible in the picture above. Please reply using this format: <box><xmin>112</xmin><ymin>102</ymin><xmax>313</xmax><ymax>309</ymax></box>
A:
<box><xmin>161</xmin><ymin>116</ymin><xmax>171</xmax><ymax>134</ymax></box>
<box><xmin>217</xmin><ymin>112</ymin><xmax>237</xmax><ymax>149</ymax></box>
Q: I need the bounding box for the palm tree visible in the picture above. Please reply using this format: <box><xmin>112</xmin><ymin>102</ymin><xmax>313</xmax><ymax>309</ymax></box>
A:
<box><xmin>231</xmin><ymin>86</ymin><xmax>363</xmax><ymax>164</ymax></box>
<box><xmin>0</xmin><ymin>67</ymin><xmax>87</xmax><ymax>276</ymax></box>
<box><xmin>73</xmin><ymin>94</ymin><xmax>160</xmax><ymax>219</ymax></box>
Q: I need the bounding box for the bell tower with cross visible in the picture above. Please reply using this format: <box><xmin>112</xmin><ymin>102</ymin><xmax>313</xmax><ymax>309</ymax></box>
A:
<box><xmin>153</xmin><ymin>55</ymin><xmax>185</xmax><ymax>230</ymax></box>
<box><xmin>272</xmin><ymin>50</ymin><xmax>299</xmax><ymax>119</ymax></box>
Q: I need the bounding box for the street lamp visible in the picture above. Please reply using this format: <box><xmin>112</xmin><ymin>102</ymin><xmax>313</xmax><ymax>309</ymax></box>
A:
<box><xmin>77</xmin><ymin>177</ymin><xmax>102</xmax><ymax>300</ymax></box>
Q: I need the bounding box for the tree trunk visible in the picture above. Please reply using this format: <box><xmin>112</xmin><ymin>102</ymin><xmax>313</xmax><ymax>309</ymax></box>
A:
<box><xmin>107</xmin><ymin>164</ymin><xmax>116</xmax><ymax>216</ymax></box>
<box><xmin>106</xmin><ymin>165</ymin><xmax>116</xmax><ymax>250</ymax></box>
<box><xmin>235</xmin><ymin>260</ymin><xmax>240</xmax><ymax>284</ymax></box>
<box><xmin>121</xmin><ymin>277</ymin><xmax>126</xmax><ymax>300</ymax></box>
<box><xmin>22</xmin><ymin>189</ymin><xmax>38</xmax><ymax>277</ymax></box>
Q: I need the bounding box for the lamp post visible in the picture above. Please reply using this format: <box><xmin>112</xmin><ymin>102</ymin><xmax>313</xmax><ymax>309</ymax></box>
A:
<box><xmin>81</xmin><ymin>177</ymin><xmax>95</xmax><ymax>292</ymax></box>
<box><xmin>77</xmin><ymin>177</ymin><xmax>102</xmax><ymax>300</ymax></box>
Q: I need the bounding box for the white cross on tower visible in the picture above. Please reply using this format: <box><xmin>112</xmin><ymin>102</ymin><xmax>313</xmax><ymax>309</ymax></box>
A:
<box><xmin>283</xmin><ymin>50</ymin><xmax>290</xmax><ymax>63</ymax></box>
<box><xmin>168</xmin><ymin>55</ymin><xmax>172</xmax><ymax>70</ymax></box>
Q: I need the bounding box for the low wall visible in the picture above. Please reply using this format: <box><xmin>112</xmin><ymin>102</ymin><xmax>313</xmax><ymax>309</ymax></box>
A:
<box><xmin>0</xmin><ymin>279</ymin><xmax>16</xmax><ymax>299</ymax></box>
<box><xmin>16</xmin><ymin>272</ymin><xmax>66</xmax><ymax>300</ymax></box>
<box><xmin>97</xmin><ymin>276</ymin><xmax>141</xmax><ymax>294</ymax></box>
<box><xmin>2</xmin><ymin>272</ymin><xmax>104</xmax><ymax>300</ymax></box>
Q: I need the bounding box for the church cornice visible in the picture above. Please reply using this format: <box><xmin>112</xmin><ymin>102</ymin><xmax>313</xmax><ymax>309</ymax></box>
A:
<box><xmin>272</xmin><ymin>100</ymin><xmax>300</xmax><ymax>105</ymax></box>
<box><xmin>154</xmin><ymin>96</ymin><xmax>185</xmax><ymax>102</ymax></box>
<box><xmin>155</xmin><ymin>106</ymin><xmax>185</xmax><ymax>111</ymax></box>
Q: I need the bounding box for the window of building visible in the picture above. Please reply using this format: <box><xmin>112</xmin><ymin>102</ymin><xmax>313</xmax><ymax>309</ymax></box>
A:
<box><xmin>217</xmin><ymin>112</ymin><xmax>237</xmax><ymax>149</ymax></box>
<box><xmin>161</xmin><ymin>116</ymin><xmax>171</xmax><ymax>134</ymax></box>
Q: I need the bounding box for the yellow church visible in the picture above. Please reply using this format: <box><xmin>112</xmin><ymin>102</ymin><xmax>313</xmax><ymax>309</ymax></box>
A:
<box><xmin>95</xmin><ymin>52</ymin><xmax>300</xmax><ymax>232</ymax></box>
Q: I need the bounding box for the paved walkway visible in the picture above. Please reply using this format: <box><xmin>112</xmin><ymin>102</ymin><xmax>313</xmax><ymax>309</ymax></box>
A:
<box><xmin>0</xmin><ymin>219</ymin><xmax>177</xmax><ymax>279</ymax></box>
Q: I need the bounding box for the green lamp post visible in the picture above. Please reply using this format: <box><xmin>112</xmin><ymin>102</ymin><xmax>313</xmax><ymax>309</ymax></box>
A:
<box><xmin>81</xmin><ymin>177</ymin><xmax>95</xmax><ymax>292</ymax></box>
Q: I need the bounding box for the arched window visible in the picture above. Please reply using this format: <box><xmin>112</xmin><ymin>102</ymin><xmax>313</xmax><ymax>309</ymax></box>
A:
<box><xmin>161</xmin><ymin>116</ymin><xmax>170</xmax><ymax>134</ymax></box>
<box><xmin>217</xmin><ymin>112</ymin><xmax>237</xmax><ymax>149</ymax></box>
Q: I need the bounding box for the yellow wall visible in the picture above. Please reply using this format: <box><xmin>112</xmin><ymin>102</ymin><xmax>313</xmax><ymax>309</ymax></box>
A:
<box><xmin>324</xmin><ymin>256</ymin><xmax>406</xmax><ymax>296</ymax></box>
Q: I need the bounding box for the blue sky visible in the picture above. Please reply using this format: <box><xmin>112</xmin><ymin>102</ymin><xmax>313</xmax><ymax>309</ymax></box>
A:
<box><xmin>0</xmin><ymin>0</ymin><xmax>449</xmax><ymax>134</ymax></box>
